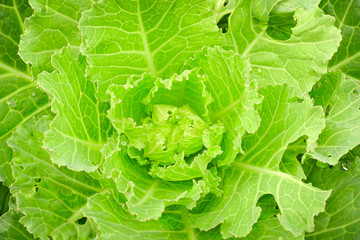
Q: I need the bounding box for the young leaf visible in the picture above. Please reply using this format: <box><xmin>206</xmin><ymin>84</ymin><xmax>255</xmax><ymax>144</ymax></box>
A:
<box><xmin>184</xmin><ymin>47</ymin><xmax>262</xmax><ymax>166</ymax></box>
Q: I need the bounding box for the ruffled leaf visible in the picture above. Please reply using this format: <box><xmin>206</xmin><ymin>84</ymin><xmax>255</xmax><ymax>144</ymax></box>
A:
<box><xmin>38</xmin><ymin>47</ymin><xmax>111</xmax><ymax>171</ymax></box>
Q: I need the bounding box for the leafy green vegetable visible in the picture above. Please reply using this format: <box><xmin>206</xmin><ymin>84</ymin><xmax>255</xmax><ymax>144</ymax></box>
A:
<box><xmin>305</xmin><ymin>147</ymin><xmax>360</xmax><ymax>239</ymax></box>
<box><xmin>1</xmin><ymin>0</ymin><xmax>359</xmax><ymax>239</ymax></box>
<box><xmin>0</xmin><ymin>0</ymin><xmax>51</xmax><ymax>187</ymax></box>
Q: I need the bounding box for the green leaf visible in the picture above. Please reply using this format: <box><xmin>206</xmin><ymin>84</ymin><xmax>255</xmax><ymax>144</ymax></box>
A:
<box><xmin>84</xmin><ymin>192</ymin><xmax>198</xmax><ymax>240</ymax></box>
<box><xmin>38</xmin><ymin>47</ymin><xmax>111</xmax><ymax>171</ymax></box>
<box><xmin>0</xmin><ymin>0</ymin><xmax>50</xmax><ymax>186</ymax></box>
<box><xmin>79</xmin><ymin>0</ymin><xmax>225</xmax><ymax>100</ymax></box>
<box><xmin>101</xmin><ymin>134</ymin><xmax>209</xmax><ymax>221</ymax></box>
<box><xmin>279</xmin><ymin>137</ymin><xmax>307</xmax><ymax>179</ymax></box>
<box><xmin>7</xmin><ymin>116</ymin><xmax>101</xmax><ymax>240</ymax></box>
<box><xmin>18</xmin><ymin>0</ymin><xmax>93</xmax><ymax>76</ymax></box>
<box><xmin>227</xmin><ymin>0</ymin><xmax>341</xmax><ymax>94</ymax></box>
<box><xmin>196</xmin><ymin>195</ymin><xmax>305</xmax><ymax>240</ymax></box>
<box><xmin>309</xmin><ymin>72</ymin><xmax>360</xmax><ymax>164</ymax></box>
<box><xmin>0</xmin><ymin>209</ymin><xmax>36</xmax><ymax>240</ymax></box>
<box><xmin>190</xmin><ymin>85</ymin><xmax>329</xmax><ymax>238</ymax></box>
<box><xmin>305</xmin><ymin>152</ymin><xmax>360</xmax><ymax>239</ymax></box>
<box><xmin>322</xmin><ymin>0</ymin><xmax>360</xmax><ymax>80</ymax></box>
<box><xmin>0</xmin><ymin>182</ymin><xmax>10</xmax><ymax>216</ymax></box>
<box><xmin>184</xmin><ymin>47</ymin><xmax>262</xmax><ymax>166</ymax></box>
<box><xmin>209</xmin><ymin>0</ymin><xmax>235</xmax><ymax>23</ymax></box>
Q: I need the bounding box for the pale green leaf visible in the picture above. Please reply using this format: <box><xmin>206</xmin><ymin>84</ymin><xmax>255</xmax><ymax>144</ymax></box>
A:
<box><xmin>79</xmin><ymin>0</ymin><xmax>225</xmax><ymax>100</ymax></box>
<box><xmin>227</xmin><ymin>0</ymin><xmax>341</xmax><ymax>94</ymax></box>
<box><xmin>184</xmin><ymin>47</ymin><xmax>262</xmax><ymax>166</ymax></box>
<box><xmin>190</xmin><ymin>85</ymin><xmax>329</xmax><ymax>238</ymax></box>
<box><xmin>38</xmin><ymin>47</ymin><xmax>111</xmax><ymax>171</ymax></box>
<box><xmin>85</xmin><ymin>192</ymin><xmax>199</xmax><ymax>240</ymax></box>
<box><xmin>101</xmin><ymin>134</ymin><xmax>209</xmax><ymax>221</ymax></box>
<box><xmin>7</xmin><ymin>117</ymin><xmax>101</xmax><ymax>240</ymax></box>
<box><xmin>18</xmin><ymin>0</ymin><xmax>93</xmax><ymax>76</ymax></box>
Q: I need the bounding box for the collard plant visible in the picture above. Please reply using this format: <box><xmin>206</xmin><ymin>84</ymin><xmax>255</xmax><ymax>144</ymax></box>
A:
<box><xmin>0</xmin><ymin>0</ymin><xmax>359</xmax><ymax>239</ymax></box>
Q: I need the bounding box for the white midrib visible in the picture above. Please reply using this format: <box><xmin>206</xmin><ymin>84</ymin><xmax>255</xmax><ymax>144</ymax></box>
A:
<box><xmin>212</xmin><ymin>93</ymin><xmax>245</xmax><ymax>120</ymax></box>
<box><xmin>232</xmin><ymin>161</ymin><xmax>315</xmax><ymax>190</ymax></box>
<box><xmin>137</xmin><ymin>0</ymin><xmax>156</xmax><ymax>75</ymax></box>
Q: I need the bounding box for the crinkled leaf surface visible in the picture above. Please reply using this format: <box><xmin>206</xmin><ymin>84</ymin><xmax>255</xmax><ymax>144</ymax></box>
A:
<box><xmin>305</xmin><ymin>149</ymin><xmax>360</xmax><ymax>239</ymax></box>
<box><xmin>190</xmin><ymin>85</ymin><xmax>329</xmax><ymax>238</ymax></box>
<box><xmin>309</xmin><ymin>72</ymin><xmax>360</xmax><ymax>164</ymax></box>
<box><xmin>0</xmin><ymin>0</ymin><xmax>50</xmax><ymax>186</ymax></box>
<box><xmin>85</xmin><ymin>192</ymin><xmax>199</xmax><ymax>240</ymax></box>
<box><xmin>102</xmin><ymin>133</ymin><xmax>210</xmax><ymax>221</ymax></box>
<box><xmin>19</xmin><ymin>0</ymin><xmax>93</xmax><ymax>76</ymax></box>
<box><xmin>184</xmin><ymin>47</ymin><xmax>262</xmax><ymax>166</ymax></box>
<box><xmin>79</xmin><ymin>0</ymin><xmax>225</xmax><ymax>100</ymax></box>
<box><xmin>7</xmin><ymin>117</ymin><xmax>101</xmax><ymax>240</ymax></box>
<box><xmin>227</xmin><ymin>0</ymin><xmax>341</xmax><ymax>94</ymax></box>
<box><xmin>322</xmin><ymin>0</ymin><xmax>360</xmax><ymax>80</ymax></box>
<box><xmin>38</xmin><ymin>47</ymin><xmax>111</xmax><ymax>171</ymax></box>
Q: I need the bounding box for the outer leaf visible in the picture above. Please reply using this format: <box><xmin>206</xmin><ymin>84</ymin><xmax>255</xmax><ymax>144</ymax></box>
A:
<box><xmin>18</xmin><ymin>0</ymin><xmax>93</xmax><ymax>76</ymax></box>
<box><xmin>0</xmin><ymin>182</ymin><xmax>10</xmax><ymax>216</ymax></box>
<box><xmin>38</xmin><ymin>47</ymin><xmax>111</xmax><ymax>171</ymax></box>
<box><xmin>305</xmin><ymin>151</ymin><xmax>360</xmax><ymax>239</ymax></box>
<box><xmin>309</xmin><ymin>72</ymin><xmax>360</xmax><ymax>164</ymax></box>
<box><xmin>190</xmin><ymin>85</ymin><xmax>330</xmax><ymax>238</ymax></box>
<box><xmin>322</xmin><ymin>0</ymin><xmax>360</xmax><ymax>80</ymax></box>
<box><xmin>184</xmin><ymin>47</ymin><xmax>262</xmax><ymax>166</ymax></box>
<box><xmin>0</xmin><ymin>209</ymin><xmax>36</xmax><ymax>240</ymax></box>
<box><xmin>196</xmin><ymin>195</ymin><xmax>305</xmax><ymax>240</ymax></box>
<box><xmin>84</xmin><ymin>192</ymin><xmax>197</xmax><ymax>240</ymax></box>
<box><xmin>209</xmin><ymin>0</ymin><xmax>235</xmax><ymax>23</ymax></box>
<box><xmin>227</xmin><ymin>0</ymin><xmax>341</xmax><ymax>94</ymax></box>
<box><xmin>7</xmin><ymin>117</ymin><xmax>101</xmax><ymax>240</ymax></box>
<box><xmin>79</xmin><ymin>0</ymin><xmax>225</xmax><ymax>100</ymax></box>
<box><xmin>279</xmin><ymin>137</ymin><xmax>307</xmax><ymax>179</ymax></box>
<box><xmin>0</xmin><ymin>0</ymin><xmax>50</xmax><ymax>186</ymax></box>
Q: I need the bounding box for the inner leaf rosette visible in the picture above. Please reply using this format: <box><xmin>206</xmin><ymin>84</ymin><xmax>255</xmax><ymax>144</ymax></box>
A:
<box><xmin>105</xmin><ymin>70</ymin><xmax>224</xmax><ymax>219</ymax></box>
<box><xmin>127</xmin><ymin>103</ymin><xmax>225</xmax><ymax>176</ymax></box>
